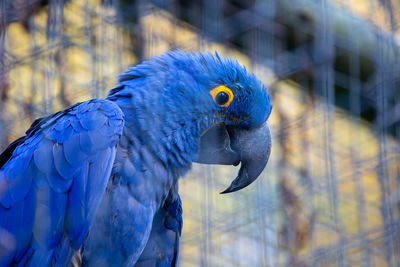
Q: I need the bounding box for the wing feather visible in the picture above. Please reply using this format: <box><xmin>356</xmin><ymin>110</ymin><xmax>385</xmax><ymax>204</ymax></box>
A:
<box><xmin>52</xmin><ymin>143</ymin><xmax>76</xmax><ymax>179</ymax></box>
<box><xmin>85</xmin><ymin>147</ymin><xmax>115</xmax><ymax>221</ymax></box>
<box><xmin>32</xmin><ymin>167</ymin><xmax>48</xmax><ymax>190</ymax></box>
<box><xmin>63</xmin><ymin>134</ymin><xmax>88</xmax><ymax>167</ymax></box>
<box><xmin>0</xmin><ymin>172</ymin><xmax>13</xmax><ymax>208</ymax></box>
<box><xmin>135</xmin><ymin>195</ymin><xmax>182</xmax><ymax>267</ymax></box>
<box><xmin>0</xmin><ymin>99</ymin><xmax>124</xmax><ymax>266</ymax></box>
<box><xmin>33</xmin><ymin>138</ymin><xmax>55</xmax><ymax>174</ymax></box>
<box><xmin>65</xmin><ymin>168</ymin><xmax>87</xmax><ymax>248</ymax></box>
<box><xmin>7</xmin><ymin>160</ymin><xmax>34</xmax><ymax>203</ymax></box>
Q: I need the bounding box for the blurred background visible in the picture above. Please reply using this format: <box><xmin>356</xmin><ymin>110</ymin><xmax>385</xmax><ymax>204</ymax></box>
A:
<box><xmin>1</xmin><ymin>0</ymin><xmax>400</xmax><ymax>266</ymax></box>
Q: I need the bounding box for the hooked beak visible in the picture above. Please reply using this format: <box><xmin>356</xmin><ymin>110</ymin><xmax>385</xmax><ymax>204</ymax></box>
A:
<box><xmin>193</xmin><ymin>120</ymin><xmax>271</xmax><ymax>194</ymax></box>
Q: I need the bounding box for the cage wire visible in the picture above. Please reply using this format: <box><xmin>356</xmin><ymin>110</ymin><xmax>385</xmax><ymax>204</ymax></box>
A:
<box><xmin>1</xmin><ymin>0</ymin><xmax>400</xmax><ymax>266</ymax></box>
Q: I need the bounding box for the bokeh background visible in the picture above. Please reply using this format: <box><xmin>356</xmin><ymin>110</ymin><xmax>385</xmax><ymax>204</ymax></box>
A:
<box><xmin>1</xmin><ymin>0</ymin><xmax>400</xmax><ymax>266</ymax></box>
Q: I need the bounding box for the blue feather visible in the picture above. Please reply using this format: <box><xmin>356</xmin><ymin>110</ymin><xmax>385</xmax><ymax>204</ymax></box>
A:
<box><xmin>52</xmin><ymin>143</ymin><xmax>75</xmax><ymax>179</ymax></box>
<box><xmin>108</xmin><ymin>117</ymin><xmax>124</xmax><ymax>129</ymax></box>
<box><xmin>79</xmin><ymin>131</ymin><xmax>97</xmax><ymax>155</ymax></box>
<box><xmin>48</xmin><ymin>189</ymin><xmax>67</xmax><ymax>248</ymax></box>
<box><xmin>45</xmin><ymin>121</ymin><xmax>74</xmax><ymax>143</ymax></box>
<box><xmin>6</xmin><ymin>200</ymin><xmax>23</xmax><ymax>260</ymax></box>
<box><xmin>62</xmin><ymin>134</ymin><xmax>88</xmax><ymax>167</ymax></box>
<box><xmin>4</xmin><ymin>149</ymin><xmax>33</xmax><ymax>182</ymax></box>
<box><xmin>26</xmin><ymin>242</ymin><xmax>53</xmax><ymax>267</ymax></box>
<box><xmin>53</xmin><ymin>118</ymin><xmax>70</xmax><ymax>131</ymax></box>
<box><xmin>87</xmin><ymin>130</ymin><xmax>111</xmax><ymax>151</ymax></box>
<box><xmin>78</xmin><ymin>111</ymin><xmax>107</xmax><ymax>131</ymax></box>
<box><xmin>85</xmin><ymin>147</ymin><xmax>114</xmax><ymax>221</ymax></box>
<box><xmin>0</xmin><ymin>99</ymin><xmax>124</xmax><ymax>266</ymax></box>
<box><xmin>7</xmin><ymin>160</ymin><xmax>33</xmax><ymax>203</ymax></box>
<box><xmin>0</xmin><ymin>172</ymin><xmax>13</xmax><ymax>208</ymax></box>
<box><xmin>33</xmin><ymin>202</ymin><xmax>52</xmax><ymax>247</ymax></box>
<box><xmin>46</xmin><ymin>169</ymin><xmax>73</xmax><ymax>194</ymax></box>
<box><xmin>0</xmin><ymin>203</ymin><xmax>9</xmax><ymax>227</ymax></box>
<box><xmin>74</xmin><ymin>102</ymin><xmax>90</xmax><ymax>115</ymax></box>
<box><xmin>15</xmin><ymin>245</ymin><xmax>33</xmax><ymax>266</ymax></box>
<box><xmin>54</xmin><ymin>125</ymin><xmax>74</xmax><ymax>143</ymax></box>
<box><xmin>86</xmin><ymin>101</ymin><xmax>102</xmax><ymax>112</ymax></box>
<box><xmin>34</xmin><ymin>186</ymin><xmax>67</xmax><ymax>249</ymax></box>
<box><xmin>70</xmin><ymin>119</ymin><xmax>85</xmax><ymax>132</ymax></box>
<box><xmin>98</xmin><ymin>122</ymin><xmax>121</xmax><ymax>136</ymax></box>
<box><xmin>14</xmin><ymin>189</ymin><xmax>36</xmax><ymax>260</ymax></box>
<box><xmin>32</xmin><ymin>167</ymin><xmax>48</xmax><ymax>190</ymax></box>
<box><xmin>65</xmin><ymin>165</ymin><xmax>86</xmax><ymax>246</ymax></box>
<box><xmin>33</xmin><ymin>139</ymin><xmax>56</xmax><ymax>174</ymax></box>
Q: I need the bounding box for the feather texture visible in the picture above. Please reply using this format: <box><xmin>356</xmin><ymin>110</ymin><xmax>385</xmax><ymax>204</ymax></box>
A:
<box><xmin>135</xmin><ymin>195</ymin><xmax>182</xmax><ymax>267</ymax></box>
<box><xmin>0</xmin><ymin>99</ymin><xmax>124</xmax><ymax>266</ymax></box>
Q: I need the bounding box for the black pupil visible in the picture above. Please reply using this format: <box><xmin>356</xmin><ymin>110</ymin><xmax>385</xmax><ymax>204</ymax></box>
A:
<box><xmin>215</xmin><ymin>91</ymin><xmax>229</xmax><ymax>105</ymax></box>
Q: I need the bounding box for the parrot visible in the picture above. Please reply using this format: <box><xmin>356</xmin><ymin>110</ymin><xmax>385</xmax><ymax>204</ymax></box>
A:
<box><xmin>0</xmin><ymin>50</ymin><xmax>272</xmax><ymax>266</ymax></box>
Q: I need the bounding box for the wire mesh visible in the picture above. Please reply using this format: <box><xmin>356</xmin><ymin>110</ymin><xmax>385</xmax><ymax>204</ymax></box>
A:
<box><xmin>1</xmin><ymin>0</ymin><xmax>400</xmax><ymax>266</ymax></box>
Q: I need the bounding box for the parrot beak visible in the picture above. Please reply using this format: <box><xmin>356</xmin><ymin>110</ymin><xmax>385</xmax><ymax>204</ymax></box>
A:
<box><xmin>193</xmin><ymin>120</ymin><xmax>271</xmax><ymax>194</ymax></box>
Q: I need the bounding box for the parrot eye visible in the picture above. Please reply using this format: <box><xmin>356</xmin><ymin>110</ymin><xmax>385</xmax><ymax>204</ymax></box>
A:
<box><xmin>210</xmin><ymin>85</ymin><xmax>234</xmax><ymax>107</ymax></box>
<box><xmin>216</xmin><ymin>92</ymin><xmax>229</xmax><ymax>105</ymax></box>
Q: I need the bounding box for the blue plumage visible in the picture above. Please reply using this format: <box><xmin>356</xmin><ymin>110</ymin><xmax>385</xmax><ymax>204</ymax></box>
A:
<box><xmin>0</xmin><ymin>51</ymin><xmax>272</xmax><ymax>266</ymax></box>
<box><xmin>0</xmin><ymin>99</ymin><xmax>124</xmax><ymax>266</ymax></box>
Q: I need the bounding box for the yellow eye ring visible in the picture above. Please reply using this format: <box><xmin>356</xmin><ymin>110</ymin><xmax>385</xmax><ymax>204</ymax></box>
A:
<box><xmin>210</xmin><ymin>85</ymin><xmax>234</xmax><ymax>107</ymax></box>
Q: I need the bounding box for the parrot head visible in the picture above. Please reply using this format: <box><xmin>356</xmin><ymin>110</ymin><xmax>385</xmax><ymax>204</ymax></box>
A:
<box><xmin>111</xmin><ymin>50</ymin><xmax>272</xmax><ymax>193</ymax></box>
<box><xmin>188</xmin><ymin>52</ymin><xmax>272</xmax><ymax>194</ymax></box>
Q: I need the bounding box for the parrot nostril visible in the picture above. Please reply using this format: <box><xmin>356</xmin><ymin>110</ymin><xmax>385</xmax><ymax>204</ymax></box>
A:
<box><xmin>233</xmin><ymin>160</ymin><xmax>240</xmax><ymax>166</ymax></box>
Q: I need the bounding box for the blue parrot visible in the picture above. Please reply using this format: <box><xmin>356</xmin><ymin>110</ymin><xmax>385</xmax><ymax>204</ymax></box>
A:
<box><xmin>0</xmin><ymin>51</ymin><xmax>272</xmax><ymax>266</ymax></box>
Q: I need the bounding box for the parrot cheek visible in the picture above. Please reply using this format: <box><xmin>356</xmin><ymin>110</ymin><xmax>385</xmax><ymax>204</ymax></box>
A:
<box><xmin>193</xmin><ymin>120</ymin><xmax>271</xmax><ymax>194</ymax></box>
<box><xmin>193</xmin><ymin>124</ymin><xmax>240</xmax><ymax>166</ymax></box>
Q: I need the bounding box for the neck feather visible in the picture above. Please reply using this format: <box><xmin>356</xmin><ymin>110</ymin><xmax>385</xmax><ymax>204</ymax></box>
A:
<box><xmin>107</xmin><ymin>84</ymin><xmax>216</xmax><ymax>174</ymax></box>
